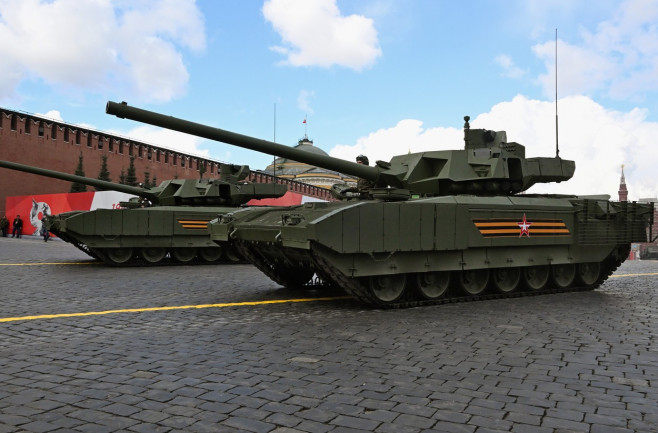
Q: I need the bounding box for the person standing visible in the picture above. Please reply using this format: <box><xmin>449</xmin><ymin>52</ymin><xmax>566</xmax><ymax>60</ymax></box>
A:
<box><xmin>0</xmin><ymin>215</ymin><xmax>8</xmax><ymax>237</ymax></box>
<box><xmin>40</xmin><ymin>217</ymin><xmax>50</xmax><ymax>242</ymax></box>
<box><xmin>11</xmin><ymin>214</ymin><xmax>23</xmax><ymax>238</ymax></box>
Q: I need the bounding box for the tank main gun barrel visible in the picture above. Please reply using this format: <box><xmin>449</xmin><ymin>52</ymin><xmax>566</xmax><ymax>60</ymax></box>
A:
<box><xmin>106</xmin><ymin>101</ymin><xmax>380</xmax><ymax>183</ymax></box>
<box><xmin>0</xmin><ymin>159</ymin><xmax>151</xmax><ymax>199</ymax></box>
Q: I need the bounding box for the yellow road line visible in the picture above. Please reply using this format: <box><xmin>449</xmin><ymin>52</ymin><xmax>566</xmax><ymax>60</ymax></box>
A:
<box><xmin>0</xmin><ymin>262</ymin><xmax>99</xmax><ymax>266</ymax></box>
<box><xmin>609</xmin><ymin>272</ymin><xmax>658</xmax><ymax>278</ymax></box>
<box><xmin>0</xmin><ymin>296</ymin><xmax>352</xmax><ymax>323</ymax></box>
<box><xmin>0</xmin><ymin>271</ymin><xmax>655</xmax><ymax>323</ymax></box>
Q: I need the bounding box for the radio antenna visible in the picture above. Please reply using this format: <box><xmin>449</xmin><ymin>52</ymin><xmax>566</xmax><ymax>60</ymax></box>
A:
<box><xmin>273</xmin><ymin>103</ymin><xmax>276</xmax><ymax>179</ymax></box>
<box><xmin>555</xmin><ymin>28</ymin><xmax>559</xmax><ymax>158</ymax></box>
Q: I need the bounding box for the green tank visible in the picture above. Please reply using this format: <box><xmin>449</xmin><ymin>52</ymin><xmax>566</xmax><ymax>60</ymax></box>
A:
<box><xmin>0</xmin><ymin>159</ymin><xmax>287</xmax><ymax>266</ymax></box>
<box><xmin>106</xmin><ymin>101</ymin><xmax>654</xmax><ymax>307</ymax></box>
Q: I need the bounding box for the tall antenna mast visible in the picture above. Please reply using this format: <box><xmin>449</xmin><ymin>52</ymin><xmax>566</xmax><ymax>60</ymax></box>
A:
<box><xmin>555</xmin><ymin>28</ymin><xmax>559</xmax><ymax>158</ymax></box>
<box><xmin>273</xmin><ymin>103</ymin><xmax>276</xmax><ymax>179</ymax></box>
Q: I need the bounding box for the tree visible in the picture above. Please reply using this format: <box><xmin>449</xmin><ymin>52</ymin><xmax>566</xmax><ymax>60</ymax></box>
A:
<box><xmin>125</xmin><ymin>155</ymin><xmax>137</xmax><ymax>186</ymax></box>
<box><xmin>143</xmin><ymin>171</ymin><xmax>151</xmax><ymax>188</ymax></box>
<box><xmin>152</xmin><ymin>175</ymin><xmax>158</xmax><ymax>187</ymax></box>
<box><xmin>70</xmin><ymin>152</ymin><xmax>87</xmax><ymax>192</ymax></box>
<box><xmin>96</xmin><ymin>155</ymin><xmax>111</xmax><ymax>190</ymax></box>
<box><xmin>199</xmin><ymin>163</ymin><xmax>206</xmax><ymax>180</ymax></box>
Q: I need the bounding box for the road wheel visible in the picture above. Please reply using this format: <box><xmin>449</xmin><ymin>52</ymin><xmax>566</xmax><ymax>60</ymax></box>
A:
<box><xmin>576</xmin><ymin>262</ymin><xmax>601</xmax><ymax>287</ymax></box>
<box><xmin>459</xmin><ymin>269</ymin><xmax>489</xmax><ymax>296</ymax></box>
<box><xmin>551</xmin><ymin>263</ymin><xmax>576</xmax><ymax>289</ymax></box>
<box><xmin>522</xmin><ymin>265</ymin><xmax>549</xmax><ymax>291</ymax></box>
<box><xmin>198</xmin><ymin>247</ymin><xmax>223</xmax><ymax>263</ymax></box>
<box><xmin>369</xmin><ymin>274</ymin><xmax>406</xmax><ymax>303</ymax></box>
<box><xmin>415</xmin><ymin>271</ymin><xmax>450</xmax><ymax>300</ymax></box>
<box><xmin>223</xmin><ymin>246</ymin><xmax>243</xmax><ymax>263</ymax></box>
<box><xmin>105</xmin><ymin>248</ymin><xmax>134</xmax><ymax>265</ymax></box>
<box><xmin>172</xmin><ymin>248</ymin><xmax>196</xmax><ymax>263</ymax></box>
<box><xmin>492</xmin><ymin>267</ymin><xmax>521</xmax><ymax>293</ymax></box>
<box><xmin>140</xmin><ymin>247</ymin><xmax>166</xmax><ymax>264</ymax></box>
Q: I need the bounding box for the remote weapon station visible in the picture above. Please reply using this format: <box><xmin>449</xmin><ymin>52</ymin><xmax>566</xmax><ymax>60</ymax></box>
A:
<box><xmin>0</xmin><ymin>159</ymin><xmax>287</xmax><ymax>265</ymax></box>
<box><xmin>106</xmin><ymin>101</ymin><xmax>653</xmax><ymax>307</ymax></box>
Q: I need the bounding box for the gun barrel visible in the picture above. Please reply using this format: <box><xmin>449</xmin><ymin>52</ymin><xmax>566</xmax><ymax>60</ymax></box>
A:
<box><xmin>0</xmin><ymin>160</ymin><xmax>149</xmax><ymax>198</ymax></box>
<box><xmin>106</xmin><ymin>101</ymin><xmax>380</xmax><ymax>182</ymax></box>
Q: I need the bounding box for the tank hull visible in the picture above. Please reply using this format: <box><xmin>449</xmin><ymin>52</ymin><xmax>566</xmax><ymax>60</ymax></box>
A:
<box><xmin>210</xmin><ymin>196</ymin><xmax>653</xmax><ymax>307</ymax></box>
<box><xmin>49</xmin><ymin>206</ymin><xmax>244</xmax><ymax>266</ymax></box>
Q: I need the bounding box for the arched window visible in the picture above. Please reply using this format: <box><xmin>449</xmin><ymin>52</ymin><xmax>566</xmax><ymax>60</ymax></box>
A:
<box><xmin>25</xmin><ymin>119</ymin><xmax>32</xmax><ymax>134</ymax></box>
<box><xmin>51</xmin><ymin>124</ymin><xmax>57</xmax><ymax>140</ymax></box>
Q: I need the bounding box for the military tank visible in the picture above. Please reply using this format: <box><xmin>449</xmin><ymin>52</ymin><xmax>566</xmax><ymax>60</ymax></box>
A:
<box><xmin>106</xmin><ymin>101</ymin><xmax>654</xmax><ymax>307</ymax></box>
<box><xmin>0</xmin><ymin>159</ymin><xmax>287</xmax><ymax>266</ymax></box>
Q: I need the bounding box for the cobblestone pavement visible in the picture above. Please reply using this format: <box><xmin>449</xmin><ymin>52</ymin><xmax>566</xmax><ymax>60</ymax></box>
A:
<box><xmin>0</xmin><ymin>236</ymin><xmax>657</xmax><ymax>433</ymax></box>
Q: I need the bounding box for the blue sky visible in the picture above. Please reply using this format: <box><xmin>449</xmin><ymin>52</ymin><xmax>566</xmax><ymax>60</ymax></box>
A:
<box><xmin>1</xmin><ymin>0</ymin><xmax>657</xmax><ymax>200</ymax></box>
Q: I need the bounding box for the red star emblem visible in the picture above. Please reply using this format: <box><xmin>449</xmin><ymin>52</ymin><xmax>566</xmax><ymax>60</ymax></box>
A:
<box><xmin>517</xmin><ymin>213</ymin><xmax>532</xmax><ymax>237</ymax></box>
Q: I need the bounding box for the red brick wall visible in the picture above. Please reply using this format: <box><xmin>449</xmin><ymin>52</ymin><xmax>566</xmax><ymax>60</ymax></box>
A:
<box><xmin>0</xmin><ymin>108</ymin><xmax>332</xmax><ymax>216</ymax></box>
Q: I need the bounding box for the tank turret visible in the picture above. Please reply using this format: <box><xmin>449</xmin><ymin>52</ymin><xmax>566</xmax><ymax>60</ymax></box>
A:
<box><xmin>106</xmin><ymin>101</ymin><xmax>575</xmax><ymax>197</ymax></box>
<box><xmin>0</xmin><ymin>159</ymin><xmax>288</xmax><ymax>207</ymax></box>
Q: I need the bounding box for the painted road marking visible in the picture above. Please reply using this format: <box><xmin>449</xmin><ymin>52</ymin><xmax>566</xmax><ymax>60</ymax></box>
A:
<box><xmin>0</xmin><ymin>272</ymin><xmax>655</xmax><ymax>323</ymax></box>
<box><xmin>0</xmin><ymin>262</ymin><xmax>99</xmax><ymax>266</ymax></box>
<box><xmin>0</xmin><ymin>297</ymin><xmax>352</xmax><ymax>323</ymax></box>
<box><xmin>609</xmin><ymin>272</ymin><xmax>658</xmax><ymax>278</ymax></box>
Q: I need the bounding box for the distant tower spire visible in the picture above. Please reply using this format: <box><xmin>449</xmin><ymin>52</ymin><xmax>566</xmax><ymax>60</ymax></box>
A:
<box><xmin>618</xmin><ymin>164</ymin><xmax>628</xmax><ymax>202</ymax></box>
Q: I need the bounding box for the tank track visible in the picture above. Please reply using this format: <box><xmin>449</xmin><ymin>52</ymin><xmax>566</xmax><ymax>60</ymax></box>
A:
<box><xmin>234</xmin><ymin>240</ymin><xmax>316</xmax><ymax>289</ymax></box>
<box><xmin>86</xmin><ymin>247</ymin><xmax>245</xmax><ymax>267</ymax></box>
<box><xmin>309</xmin><ymin>244</ymin><xmax>627</xmax><ymax>309</ymax></box>
<box><xmin>51</xmin><ymin>231</ymin><xmax>100</xmax><ymax>260</ymax></box>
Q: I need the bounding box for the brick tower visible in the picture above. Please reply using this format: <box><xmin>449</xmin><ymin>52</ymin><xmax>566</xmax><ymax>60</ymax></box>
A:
<box><xmin>618</xmin><ymin>164</ymin><xmax>628</xmax><ymax>202</ymax></box>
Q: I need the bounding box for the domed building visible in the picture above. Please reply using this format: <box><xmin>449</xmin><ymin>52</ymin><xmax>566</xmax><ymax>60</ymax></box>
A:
<box><xmin>262</xmin><ymin>136</ymin><xmax>357</xmax><ymax>189</ymax></box>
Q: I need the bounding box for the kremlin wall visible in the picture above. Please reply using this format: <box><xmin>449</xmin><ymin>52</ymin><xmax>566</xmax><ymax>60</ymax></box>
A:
<box><xmin>0</xmin><ymin>107</ymin><xmax>334</xmax><ymax>216</ymax></box>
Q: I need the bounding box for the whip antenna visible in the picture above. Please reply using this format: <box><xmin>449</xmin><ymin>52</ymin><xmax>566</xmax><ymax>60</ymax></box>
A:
<box><xmin>273</xmin><ymin>103</ymin><xmax>276</xmax><ymax>179</ymax></box>
<box><xmin>555</xmin><ymin>28</ymin><xmax>559</xmax><ymax>158</ymax></box>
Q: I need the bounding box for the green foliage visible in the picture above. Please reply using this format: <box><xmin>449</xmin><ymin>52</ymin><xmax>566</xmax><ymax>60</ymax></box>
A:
<box><xmin>70</xmin><ymin>152</ymin><xmax>87</xmax><ymax>193</ymax></box>
<box><xmin>125</xmin><ymin>156</ymin><xmax>138</xmax><ymax>186</ymax></box>
<box><xmin>143</xmin><ymin>171</ymin><xmax>151</xmax><ymax>189</ymax></box>
<box><xmin>96</xmin><ymin>155</ymin><xmax>111</xmax><ymax>190</ymax></box>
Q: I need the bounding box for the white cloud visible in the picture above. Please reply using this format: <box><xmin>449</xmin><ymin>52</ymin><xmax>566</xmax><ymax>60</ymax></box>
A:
<box><xmin>262</xmin><ymin>0</ymin><xmax>381</xmax><ymax>71</ymax></box>
<box><xmin>119</xmin><ymin>125</ymin><xmax>211</xmax><ymax>159</ymax></box>
<box><xmin>0</xmin><ymin>0</ymin><xmax>205</xmax><ymax>102</ymax></box>
<box><xmin>330</xmin><ymin>119</ymin><xmax>462</xmax><ymax>164</ymax></box>
<box><xmin>37</xmin><ymin>110</ymin><xmax>64</xmax><ymax>122</ymax></box>
<box><xmin>533</xmin><ymin>0</ymin><xmax>658</xmax><ymax>100</ymax></box>
<box><xmin>495</xmin><ymin>54</ymin><xmax>526</xmax><ymax>79</ymax></box>
<box><xmin>330</xmin><ymin>95</ymin><xmax>658</xmax><ymax>201</ymax></box>
<box><xmin>297</xmin><ymin>89</ymin><xmax>315</xmax><ymax>114</ymax></box>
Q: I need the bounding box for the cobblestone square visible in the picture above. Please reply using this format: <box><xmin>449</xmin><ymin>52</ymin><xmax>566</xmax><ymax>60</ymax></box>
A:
<box><xmin>1</xmin><ymin>236</ymin><xmax>657</xmax><ymax>432</ymax></box>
